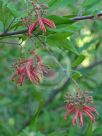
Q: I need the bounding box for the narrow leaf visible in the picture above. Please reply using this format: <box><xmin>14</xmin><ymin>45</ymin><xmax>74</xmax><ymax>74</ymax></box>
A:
<box><xmin>72</xmin><ymin>55</ymin><xmax>85</xmax><ymax>67</ymax></box>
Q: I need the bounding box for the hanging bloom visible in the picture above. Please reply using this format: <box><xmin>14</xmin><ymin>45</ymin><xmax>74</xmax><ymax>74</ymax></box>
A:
<box><xmin>64</xmin><ymin>91</ymin><xmax>98</xmax><ymax>127</ymax></box>
<box><xmin>41</xmin><ymin>18</ymin><xmax>56</xmax><ymax>29</ymax></box>
<box><xmin>28</xmin><ymin>17</ymin><xmax>56</xmax><ymax>36</ymax></box>
<box><xmin>22</xmin><ymin>2</ymin><xmax>56</xmax><ymax>36</ymax></box>
<box><xmin>37</xmin><ymin>17</ymin><xmax>56</xmax><ymax>35</ymax></box>
<box><xmin>12</xmin><ymin>63</ymin><xmax>26</xmax><ymax>86</ymax></box>
<box><xmin>37</xmin><ymin>17</ymin><xmax>47</xmax><ymax>35</ymax></box>
<box><xmin>12</xmin><ymin>50</ymin><xmax>48</xmax><ymax>86</ymax></box>
<box><xmin>28</xmin><ymin>22</ymin><xmax>38</xmax><ymax>37</ymax></box>
<box><xmin>29</xmin><ymin>49</ymin><xmax>48</xmax><ymax>77</ymax></box>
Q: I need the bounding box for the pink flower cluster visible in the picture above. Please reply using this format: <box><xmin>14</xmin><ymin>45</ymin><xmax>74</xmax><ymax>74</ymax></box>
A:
<box><xmin>64</xmin><ymin>91</ymin><xmax>98</xmax><ymax>127</ymax></box>
<box><xmin>22</xmin><ymin>2</ymin><xmax>56</xmax><ymax>37</ymax></box>
<box><xmin>12</xmin><ymin>50</ymin><xmax>47</xmax><ymax>86</ymax></box>
<box><xmin>28</xmin><ymin>17</ymin><xmax>56</xmax><ymax>36</ymax></box>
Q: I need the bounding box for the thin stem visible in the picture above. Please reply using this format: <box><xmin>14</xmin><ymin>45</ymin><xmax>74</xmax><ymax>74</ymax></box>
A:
<box><xmin>4</xmin><ymin>17</ymin><xmax>16</xmax><ymax>33</ymax></box>
<box><xmin>0</xmin><ymin>41</ymin><xmax>19</xmax><ymax>45</ymax></box>
<box><xmin>34</xmin><ymin>34</ymin><xmax>67</xmax><ymax>74</ymax></box>
<box><xmin>0</xmin><ymin>29</ymin><xmax>28</xmax><ymax>37</ymax></box>
<box><xmin>71</xmin><ymin>78</ymin><xmax>81</xmax><ymax>91</ymax></box>
<box><xmin>71</xmin><ymin>12</ymin><xmax>102</xmax><ymax>21</ymax></box>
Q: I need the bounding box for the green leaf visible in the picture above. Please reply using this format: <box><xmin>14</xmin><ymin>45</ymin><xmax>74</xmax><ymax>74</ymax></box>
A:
<box><xmin>47</xmin><ymin>23</ymin><xmax>80</xmax><ymax>35</ymax></box>
<box><xmin>7</xmin><ymin>2</ymin><xmax>27</xmax><ymax>17</ymax></box>
<box><xmin>30</xmin><ymin>99</ymin><xmax>44</xmax><ymax>129</ymax></box>
<box><xmin>83</xmin><ymin>0</ymin><xmax>100</xmax><ymax>7</ymax></box>
<box><xmin>68</xmin><ymin>126</ymin><xmax>77</xmax><ymax>136</ymax></box>
<box><xmin>93</xmin><ymin>125</ymin><xmax>102</xmax><ymax>136</ymax></box>
<box><xmin>0</xmin><ymin>21</ymin><xmax>4</xmax><ymax>31</ymax></box>
<box><xmin>7</xmin><ymin>2</ymin><xmax>18</xmax><ymax>17</ymax></box>
<box><xmin>46</xmin><ymin>33</ymin><xmax>79</xmax><ymax>55</ymax></box>
<box><xmin>71</xmin><ymin>70</ymin><xmax>82</xmax><ymax>79</ymax></box>
<box><xmin>72</xmin><ymin>55</ymin><xmax>85</xmax><ymax>67</ymax></box>
<box><xmin>48</xmin><ymin>0</ymin><xmax>68</xmax><ymax>10</ymax></box>
<box><xmin>67</xmin><ymin>39</ymin><xmax>79</xmax><ymax>55</ymax></box>
<box><xmin>36</xmin><ymin>132</ymin><xmax>45</xmax><ymax>136</ymax></box>
<box><xmin>0</xmin><ymin>124</ymin><xmax>17</xmax><ymax>136</ymax></box>
<box><xmin>47</xmin><ymin>15</ymin><xmax>74</xmax><ymax>25</ymax></box>
<box><xmin>84</xmin><ymin>122</ymin><xmax>93</xmax><ymax>136</ymax></box>
<box><xmin>94</xmin><ymin>20</ymin><xmax>102</xmax><ymax>29</ymax></box>
<box><xmin>0</xmin><ymin>1</ymin><xmax>15</xmax><ymax>28</ymax></box>
<box><xmin>46</xmin><ymin>32</ymin><xmax>71</xmax><ymax>46</ymax></box>
<box><xmin>78</xmin><ymin>39</ymin><xmax>98</xmax><ymax>52</ymax></box>
<box><xmin>48</xmin><ymin>0</ymin><xmax>76</xmax><ymax>10</ymax></box>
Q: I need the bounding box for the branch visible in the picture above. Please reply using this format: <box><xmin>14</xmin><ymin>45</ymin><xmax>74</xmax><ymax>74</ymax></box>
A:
<box><xmin>0</xmin><ymin>29</ymin><xmax>28</xmax><ymax>37</ymax></box>
<box><xmin>86</xmin><ymin>60</ymin><xmax>102</xmax><ymax>69</ymax></box>
<box><xmin>70</xmin><ymin>12</ymin><xmax>102</xmax><ymax>21</ymax></box>
<box><xmin>0</xmin><ymin>12</ymin><xmax>102</xmax><ymax>37</ymax></box>
<box><xmin>0</xmin><ymin>41</ymin><xmax>20</xmax><ymax>45</ymax></box>
<box><xmin>4</xmin><ymin>17</ymin><xmax>16</xmax><ymax>33</ymax></box>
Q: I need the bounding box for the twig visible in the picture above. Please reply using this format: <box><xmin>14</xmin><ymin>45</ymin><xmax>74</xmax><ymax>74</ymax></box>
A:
<box><xmin>0</xmin><ymin>12</ymin><xmax>102</xmax><ymax>37</ymax></box>
<box><xmin>86</xmin><ymin>60</ymin><xmax>102</xmax><ymax>69</ymax></box>
<box><xmin>4</xmin><ymin>17</ymin><xmax>16</xmax><ymax>33</ymax></box>
<box><xmin>70</xmin><ymin>12</ymin><xmax>102</xmax><ymax>21</ymax></box>
<box><xmin>0</xmin><ymin>41</ymin><xmax>20</xmax><ymax>45</ymax></box>
<box><xmin>0</xmin><ymin>29</ymin><xmax>28</xmax><ymax>37</ymax></box>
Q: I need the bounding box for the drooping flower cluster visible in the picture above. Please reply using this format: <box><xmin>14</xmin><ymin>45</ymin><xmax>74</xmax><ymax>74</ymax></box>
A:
<box><xmin>28</xmin><ymin>17</ymin><xmax>56</xmax><ymax>36</ymax></box>
<box><xmin>22</xmin><ymin>2</ymin><xmax>56</xmax><ymax>36</ymax></box>
<box><xmin>12</xmin><ymin>50</ymin><xmax>48</xmax><ymax>86</ymax></box>
<box><xmin>64</xmin><ymin>91</ymin><xmax>98</xmax><ymax>127</ymax></box>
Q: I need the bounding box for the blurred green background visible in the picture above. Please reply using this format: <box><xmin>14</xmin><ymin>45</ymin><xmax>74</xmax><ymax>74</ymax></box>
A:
<box><xmin>0</xmin><ymin>0</ymin><xmax>102</xmax><ymax>136</ymax></box>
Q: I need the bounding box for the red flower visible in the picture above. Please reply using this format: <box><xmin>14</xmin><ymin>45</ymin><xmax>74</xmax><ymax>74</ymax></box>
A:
<box><xmin>38</xmin><ymin>17</ymin><xmax>46</xmax><ymax>35</ymax></box>
<box><xmin>12</xmin><ymin>64</ymin><xmax>26</xmax><ymax>86</ymax></box>
<box><xmin>28</xmin><ymin>22</ymin><xmax>38</xmax><ymax>37</ymax></box>
<box><xmin>28</xmin><ymin>17</ymin><xmax>56</xmax><ymax>36</ymax></box>
<box><xmin>64</xmin><ymin>91</ymin><xmax>98</xmax><ymax>127</ymax></box>
<box><xmin>12</xmin><ymin>50</ymin><xmax>48</xmax><ymax>86</ymax></box>
<box><xmin>41</xmin><ymin>18</ymin><xmax>56</xmax><ymax>29</ymax></box>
